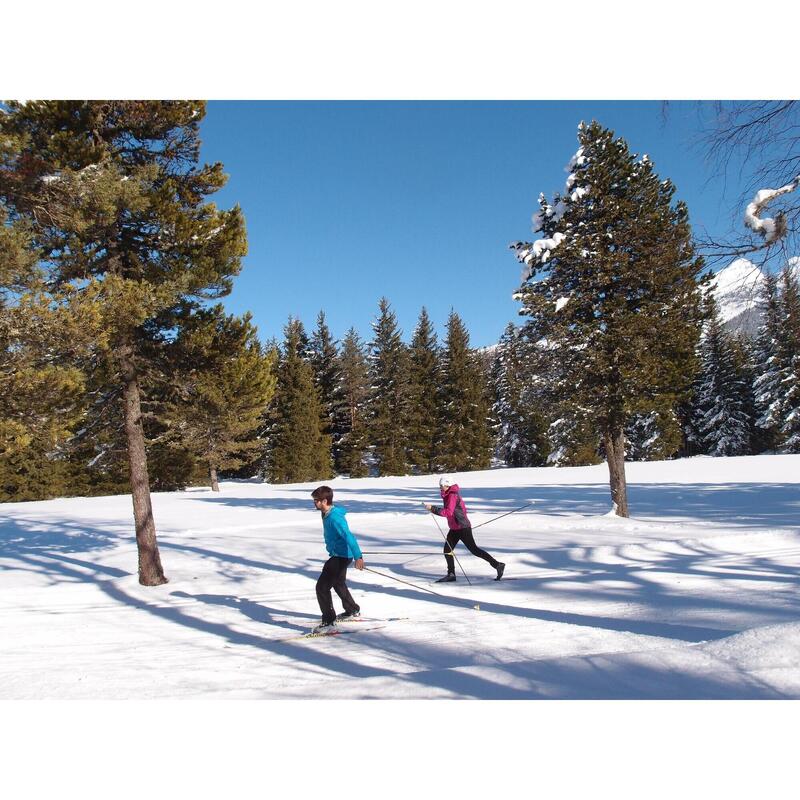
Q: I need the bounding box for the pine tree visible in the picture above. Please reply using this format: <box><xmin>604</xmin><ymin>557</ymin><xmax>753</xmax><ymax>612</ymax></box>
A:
<box><xmin>0</xmin><ymin>101</ymin><xmax>247</xmax><ymax>584</ymax></box>
<box><xmin>267</xmin><ymin>318</ymin><xmax>332</xmax><ymax>483</ymax></box>
<box><xmin>334</xmin><ymin>328</ymin><xmax>370</xmax><ymax>477</ymax></box>
<box><xmin>752</xmin><ymin>267</ymin><xmax>800</xmax><ymax>452</ymax></box>
<box><xmin>310</xmin><ymin>310</ymin><xmax>341</xmax><ymax>451</ymax></box>
<box><xmin>438</xmin><ymin>311</ymin><xmax>493</xmax><ymax>472</ymax></box>
<box><xmin>163</xmin><ymin>307</ymin><xmax>276</xmax><ymax>491</ymax></box>
<box><xmin>506</xmin><ymin>327</ymin><xmax>598</xmax><ymax>466</ymax></box>
<box><xmin>0</xmin><ymin>207</ymin><xmax>94</xmax><ymax>500</ymax></box>
<box><xmin>777</xmin><ymin>266</ymin><xmax>800</xmax><ymax>452</ymax></box>
<box><xmin>732</xmin><ymin>334</ymin><xmax>762</xmax><ymax>454</ymax></box>
<box><xmin>68</xmin><ymin>349</ymin><xmax>142</xmax><ymax>496</ymax></box>
<box><xmin>692</xmin><ymin>301</ymin><xmax>753</xmax><ymax>456</ymax></box>
<box><xmin>511</xmin><ymin>121</ymin><xmax>705</xmax><ymax>515</ymax></box>
<box><xmin>491</xmin><ymin>323</ymin><xmax>548</xmax><ymax>467</ymax></box>
<box><xmin>546</xmin><ymin>407</ymin><xmax>603</xmax><ymax>466</ymax></box>
<box><xmin>752</xmin><ymin>272</ymin><xmax>785</xmax><ymax>449</ymax></box>
<box><xmin>367</xmin><ymin>298</ymin><xmax>410</xmax><ymax>476</ymax></box>
<box><xmin>624</xmin><ymin>408</ymin><xmax>682</xmax><ymax>461</ymax></box>
<box><xmin>405</xmin><ymin>307</ymin><xmax>442</xmax><ymax>473</ymax></box>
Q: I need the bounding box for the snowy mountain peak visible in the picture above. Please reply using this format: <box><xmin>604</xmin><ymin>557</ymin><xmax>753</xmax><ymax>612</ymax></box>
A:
<box><xmin>710</xmin><ymin>258</ymin><xmax>765</xmax><ymax>328</ymax></box>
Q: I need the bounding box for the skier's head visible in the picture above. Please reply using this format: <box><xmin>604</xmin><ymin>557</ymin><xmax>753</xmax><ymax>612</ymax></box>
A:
<box><xmin>438</xmin><ymin>475</ymin><xmax>454</xmax><ymax>490</ymax></box>
<box><xmin>311</xmin><ymin>485</ymin><xmax>334</xmax><ymax>511</ymax></box>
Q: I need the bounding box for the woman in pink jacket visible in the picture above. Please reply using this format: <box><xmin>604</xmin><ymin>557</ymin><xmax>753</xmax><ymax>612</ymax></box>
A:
<box><xmin>424</xmin><ymin>476</ymin><xmax>505</xmax><ymax>582</ymax></box>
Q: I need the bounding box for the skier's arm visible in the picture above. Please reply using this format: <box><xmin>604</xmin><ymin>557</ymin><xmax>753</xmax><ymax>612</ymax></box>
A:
<box><xmin>346</xmin><ymin>530</ymin><xmax>363</xmax><ymax>561</ymax></box>
<box><xmin>436</xmin><ymin>492</ymin><xmax>457</xmax><ymax>523</ymax></box>
<box><xmin>333</xmin><ymin>515</ymin><xmax>363</xmax><ymax>560</ymax></box>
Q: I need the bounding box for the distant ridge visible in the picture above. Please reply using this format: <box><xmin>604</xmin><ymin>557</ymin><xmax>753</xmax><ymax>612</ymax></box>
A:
<box><xmin>709</xmin><ymin>257</ymin><xmax>800</xmax><ymax>337</ymax></box>
<box><xmin>710</xmin><ymin>258</ymin><xmax>765</xmax><ymax>337</ymax></box>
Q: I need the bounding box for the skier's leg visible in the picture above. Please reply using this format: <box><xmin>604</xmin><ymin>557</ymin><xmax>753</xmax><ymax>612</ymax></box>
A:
<box><xmin>315</xmin><ymin>558</ymin><xmax>338</xmax><ymax>624</ymax></box>
<box><xmin>459</xmin><ymin>527</ymin><xmax>499</xmax><ymax>568</ymax></box>
<box><xmin>444</xmin><ymin>529</ymin><xmax>460</xmax><ymax>574</ymax></box>
<box><xmin>332</xmin><ymin>557</ymin><xmax>360</xmax><ymax>615</ymax></box>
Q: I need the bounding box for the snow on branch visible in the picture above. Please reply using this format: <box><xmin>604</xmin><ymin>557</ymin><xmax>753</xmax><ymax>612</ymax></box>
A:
<box><xmin>743</xmin><ymin>174</ymin><xmax>800</xmax><ymax>243</ymax></box>
<box><xmin>191</xmin><ymin>225</ymin><xmax>223</xmax><ymax>243</ymax></box>
<box><xmin>517</xmin><ymin>232</ymin><xmax>567</xmax><ymax>265</ymax></box>
<box><xmin>511</xmin><ymin>232</ymin><xmax>567</xmax><ymax>281</ymax></box>
<box><xmin>567</xmin><ymin>147</ymin><xmax>586</xmax><ymax>172</ymax></box>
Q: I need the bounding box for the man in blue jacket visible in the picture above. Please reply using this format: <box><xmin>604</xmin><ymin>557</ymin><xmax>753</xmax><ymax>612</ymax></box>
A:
<box><xmin>310</xmin><ymin>485</ymin><xmax>365</xmax><ymax>634</ymax></box>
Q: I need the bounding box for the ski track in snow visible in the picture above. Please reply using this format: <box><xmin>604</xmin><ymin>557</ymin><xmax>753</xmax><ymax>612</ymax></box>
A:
<box><xmin>1</xmin><ymin>454</ymin><xmax>799</xmax><ymax>699</ymax></box>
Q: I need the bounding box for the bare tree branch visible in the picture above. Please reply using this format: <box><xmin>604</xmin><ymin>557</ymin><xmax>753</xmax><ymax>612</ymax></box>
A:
<box><xmin>695</xmin><ymin>101</ymin><xmax>800</xmax><ymax>268</ymax></box>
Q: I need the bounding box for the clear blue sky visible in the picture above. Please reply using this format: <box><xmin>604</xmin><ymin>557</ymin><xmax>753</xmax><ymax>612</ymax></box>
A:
<box><xmin>199</xmin><ymin>101</ymin><xmax>739</xmax><ymax>349</ymax></box>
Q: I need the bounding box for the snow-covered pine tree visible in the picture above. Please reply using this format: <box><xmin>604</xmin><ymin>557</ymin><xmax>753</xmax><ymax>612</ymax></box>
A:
<box><xmin>752</xmin><ymin>272</ymin><xmax>785</xmax><ymax>450</ymax></box>
<box><xmin>777</xmin><ymin>266</ymin><xmax>800</xmax><ymax>452</ymax></box>
<box><xmin>546</xmin><ymin>407</ymin><xmax>603</xmax><ymax>466</ymax></box>
<box><xmin>266</xmin><ymin>318</ymin><xmax>332</xmax><ymax>483</ymax></box>
<box><xmin>405</xmin><ymin>307</ymin><xmax>442</xmax><ymax>474</ymax></box>
<box><xmin>491</xmin><ymin>323</ymin><xmax>548</xmax><ymax>467</ymax></box>
<box><xmin>511</xmin><ymin>121</ymin><xmax>705</xmax><ymax>516</ymax></box>
<box><xmin>624</xmin><ymin>408</ymin><xmax>683</xmax><ymax>461</ymax></box>
<box><xmin>503</xmin><ymin>325</ymin><xmax>599</xmax><ymax>466</ymax></box>
<box><xmin>163</xmin><ymin>307</ymin><xmax>276</xmax><ymax>491</ymax></box>
<box><xmin>438</xmin><ymin>310</ymin><xmax>493</xmax><ymax>472</ymax></box>
<box><xmin>0</xmin><ymin>101</ymin><xmax>247</xmax><ymax>584</ymax></box>
<box><xmin>676</xmin><ymin>398</ymin><xmax>702</xmax><ymax>457</ymax></box>
<box><xmin>732</xmin><ymin>333</ymin><xmax>763</xmax><ymax>454</ymax></box>
<box><xmin>692</xmin><ymin>299</ymin><xmax>753</xmax><ymax>456</ymax></box>
<box><xmin>367</xmin><ymin>298</ymin><xmax>409</xmax><ymax>476</ymax></box>
<box><xmin>333</xmin><ymin>328</ymin><xmax>370</xmax><ymax>477</ymax></box>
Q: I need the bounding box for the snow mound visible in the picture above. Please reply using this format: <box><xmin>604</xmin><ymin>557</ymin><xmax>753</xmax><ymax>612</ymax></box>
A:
<box><xmin>701</xmin><ymin>621</ymin><xmax>800</xmax><ymax>670</ymax></box>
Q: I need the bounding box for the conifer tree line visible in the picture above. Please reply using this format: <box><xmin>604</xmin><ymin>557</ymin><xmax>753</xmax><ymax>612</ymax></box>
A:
<box><xmin>2</xmin><ymin>106</ymin><xmax>799</xmax><ymax>532</ymax></box>
<box><xmin>492</xmin><ymin>264</ymin><xmax>800</xmax><ymax>469</ymax></box>
<box><xmin>260</xmin><ymin>301</ymin><xmax>496</xmax><ymax>483</ymax></box>
<box><xmin>0</xmin><ymin>102</ymin><xmax>495</xmax><ymax>518</ymax></box>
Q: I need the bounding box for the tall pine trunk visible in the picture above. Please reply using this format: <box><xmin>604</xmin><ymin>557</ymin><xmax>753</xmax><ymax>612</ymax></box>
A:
<box><xmin>603</xmin><ymin>426</ymin><xmax>629</xmax><ymax>517</ymax></box>
<box><xmin>118</xmin><ymin>343</ymin><xmax>167</xmax><ymax>586</ymax></box>
<box><xmin>210</xmin><ymin>465</ymin><xmax>220</xmax><ymax>492</ymax></box>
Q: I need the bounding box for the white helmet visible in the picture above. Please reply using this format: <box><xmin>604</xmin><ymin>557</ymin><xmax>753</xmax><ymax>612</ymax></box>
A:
<box><xmin>438</xmin><ymin>475</ymin><xmax>454</xmax><ymax>488</ymax></box>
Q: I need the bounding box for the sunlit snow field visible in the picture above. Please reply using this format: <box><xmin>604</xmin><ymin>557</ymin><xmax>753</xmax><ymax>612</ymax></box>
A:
<box><xmin>2</xmin><ymin>454</ymin><xmax>799</xmax><ymax>699</ymax></box>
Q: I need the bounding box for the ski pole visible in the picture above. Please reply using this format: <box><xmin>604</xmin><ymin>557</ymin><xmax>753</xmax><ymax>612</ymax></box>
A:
<box><xmin>362</xmin><ymin>566</ymin><xmax>480</xmax><ymax>609</ymax></box>
<box><xmin>361</xmin><ymin>552</ymin><xmax>439</xmax><ymax>555</ymax></box>
<box><xmin>472</xmin><ymin>501</ymin><xmax>536</xmax><ymax>530</ymax></box>
<box><xmin>422</xmin><ymin>502</ymin><xmax>472</xmax><ymax>585</ymax></box>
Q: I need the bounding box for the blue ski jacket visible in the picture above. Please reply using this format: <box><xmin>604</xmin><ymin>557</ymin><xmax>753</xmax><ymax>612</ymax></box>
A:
<box><xmin>322</xmin><ymin>505</ymin><xmax>363</xmax><ymax>559</ymax></box>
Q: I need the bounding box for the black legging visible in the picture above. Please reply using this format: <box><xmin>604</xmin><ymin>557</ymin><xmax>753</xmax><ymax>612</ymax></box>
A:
<box><xmin>444</xmin><ymin>527</ymin><xmax>499</xmax><ymax>574</ymax></box>
<box><xmin>316</xmin><ymin>556</ymin><xmax>360</xmax><ymax>624</ymax></box>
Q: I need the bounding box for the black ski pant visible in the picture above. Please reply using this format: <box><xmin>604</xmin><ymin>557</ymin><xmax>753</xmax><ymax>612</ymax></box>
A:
<box><xmin>316</xmin><ymin>556</ymin><xmax>360</xmax><ymax>624</ymax></box>
<box><xmin>444</xmin><ymin>527</ymin><xmax>499</xmax><ymax>574</ymax></box>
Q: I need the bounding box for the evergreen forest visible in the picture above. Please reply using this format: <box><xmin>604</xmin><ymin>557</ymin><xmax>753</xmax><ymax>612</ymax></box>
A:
<box><xmin>2</xmin><ymin>103</ymin><xmax>799</xmax><ymax>530</ymax></box>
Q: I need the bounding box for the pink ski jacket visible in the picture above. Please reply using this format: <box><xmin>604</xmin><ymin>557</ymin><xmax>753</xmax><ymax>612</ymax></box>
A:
<box><xmin>431</xmin><ymin>484</ymin><xmax>471</xmax><ymax>530</ymax></box>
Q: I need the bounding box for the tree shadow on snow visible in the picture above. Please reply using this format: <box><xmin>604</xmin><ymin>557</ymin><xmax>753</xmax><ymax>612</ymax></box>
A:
<box><xmin>0</xmin><ymin>515</ymin><xmax>129</xmax><ymax>584</ymax></box>
<box><xmin>4</xmin><ymin>476</ymin><xmax>800</xmax><ymax>696</ymax></box>
<box><xmin>387</xmin><ymin>649</ymin><xmax>792</xmax><ymax>699</ymax></box>
<box><xmin>193</xmin><ymin>480</ymin><xmax>800</xmax><ymax>531</ymax></box>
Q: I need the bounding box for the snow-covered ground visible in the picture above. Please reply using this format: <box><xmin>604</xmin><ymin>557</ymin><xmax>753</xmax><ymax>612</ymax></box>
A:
<box><xmin>2</xmin><ymin>454</ymin><xmax>799</xmax><ymax>701</ymax></box>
